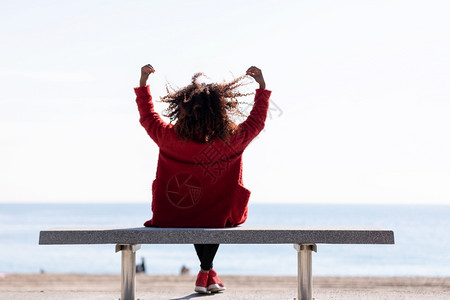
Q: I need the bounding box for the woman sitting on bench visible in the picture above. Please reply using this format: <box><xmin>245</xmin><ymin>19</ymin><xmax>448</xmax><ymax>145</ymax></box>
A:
<box><xmin>134</xmin><ymin>64</ymin><xmax>270</xmax><ymax>294</ymax></box>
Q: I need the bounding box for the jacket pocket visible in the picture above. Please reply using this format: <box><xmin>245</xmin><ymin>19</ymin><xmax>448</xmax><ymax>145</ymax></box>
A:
<box><xmin>231</xmin><ymin>184</ymin><xmax>251</xmax><ymax>224</ymax></box>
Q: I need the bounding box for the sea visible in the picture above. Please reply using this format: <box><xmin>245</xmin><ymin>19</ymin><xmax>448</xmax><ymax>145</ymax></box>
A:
<box><xmin>0</xmin><ymin>203</ymin><xmax>449</xmax><ymax>277</ymax></box>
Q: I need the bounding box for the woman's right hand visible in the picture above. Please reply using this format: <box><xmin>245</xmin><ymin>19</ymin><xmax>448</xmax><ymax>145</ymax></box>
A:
<box><xmin>246</xmin><ymin>66</ymin><xmax>266</xmax><ymax>90</ymax></box>
<box><xmin>140</xmin><ymin>64</ymin><xmax>155</xmax><ymax>87</ymax></box>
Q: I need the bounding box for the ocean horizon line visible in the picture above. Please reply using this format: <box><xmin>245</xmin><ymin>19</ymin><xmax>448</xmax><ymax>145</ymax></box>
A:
<box><xmin>1</xmin><ymin>201</ymin><xmax>449</xmax><ymax>206</ymax></box>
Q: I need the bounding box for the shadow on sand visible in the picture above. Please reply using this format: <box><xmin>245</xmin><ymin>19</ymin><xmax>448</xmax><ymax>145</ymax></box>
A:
<box><xmin>171</xmin><ymin>292</ymin><xmax>218</xmax><ymax>300</ymax></box>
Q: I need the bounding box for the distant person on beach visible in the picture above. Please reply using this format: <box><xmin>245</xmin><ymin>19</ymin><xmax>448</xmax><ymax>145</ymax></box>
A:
<box><xmin>134</xmin><ymin>63</ymin><xmax>270</xmax><ymax>294</ymax></box>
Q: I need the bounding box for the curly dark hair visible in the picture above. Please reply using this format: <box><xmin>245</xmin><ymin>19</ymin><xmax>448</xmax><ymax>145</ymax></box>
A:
<box><xmin>161</xmin><ymin>73</ymin><xmax>251</xmax><ymax>143</ymax></box>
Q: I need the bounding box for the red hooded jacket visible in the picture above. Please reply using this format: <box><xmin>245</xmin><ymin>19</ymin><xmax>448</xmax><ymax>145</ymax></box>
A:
<box><xmin>134</xmin><ymin>85</ymin><xmax>271</xmax><ymax>228</ymax></box>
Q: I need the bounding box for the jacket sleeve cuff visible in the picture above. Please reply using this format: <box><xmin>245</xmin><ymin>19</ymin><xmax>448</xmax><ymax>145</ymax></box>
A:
<box><xmin>255</xmin><ymin>88</ymin><xmax>272</xmax><ymax>97</ymax></box>
<box><xmin>134</xmin><ymin>85</ymin><xmax>150</xmax><ymax>97</ymax></box>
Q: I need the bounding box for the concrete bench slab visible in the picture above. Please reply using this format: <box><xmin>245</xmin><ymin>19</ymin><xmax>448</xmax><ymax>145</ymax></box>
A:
<box><xmin>39</xmin><ymin>226</ymin><xmax>394</xmax><ymax>245</ymax></box>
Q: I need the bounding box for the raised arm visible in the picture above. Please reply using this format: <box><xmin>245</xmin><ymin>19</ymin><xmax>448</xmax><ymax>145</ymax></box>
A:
<box><xmin>234</xmin><ymin>66</ymin><xmax>271</xmax><ymax>147</ymax></box>
<box><xmin>134</xmin><ymin>64</ymin><xmax>166</xmax><ymax>145</ymax></box>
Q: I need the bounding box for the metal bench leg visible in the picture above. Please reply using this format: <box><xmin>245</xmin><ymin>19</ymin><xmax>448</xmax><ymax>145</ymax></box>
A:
<box><xmin>294</xmin><ymin>244</ymin><xmax>317</xmax><ymax>300</ymax></box>
<box><xmin>116</xmin><ymin>244</ymin><xmax>142</xmax><ymax>300</ymax></box>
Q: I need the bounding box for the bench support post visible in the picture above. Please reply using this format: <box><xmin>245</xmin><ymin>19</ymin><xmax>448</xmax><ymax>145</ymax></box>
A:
<box><xmin>294</xmin><ymin>243</ymin><xmax>317</xmax><ymax>300</ymax></box>
<box><xmin>116</xmin><ymin>244</ymin><xmax>141</xmax><ymax>300</ymax></box>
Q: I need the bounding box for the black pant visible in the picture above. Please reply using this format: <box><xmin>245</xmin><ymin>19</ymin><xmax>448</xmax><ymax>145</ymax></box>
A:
<box><xmin>194</xmin><ymin>244</ymin><xmax>220</xmax><ymax>271</ymax></box>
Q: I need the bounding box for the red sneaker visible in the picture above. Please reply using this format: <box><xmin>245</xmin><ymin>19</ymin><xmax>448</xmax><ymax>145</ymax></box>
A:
<box><xmin>207</xmin><ymin>269</ymin><xmax>226</xmax><ymax>293</ymax></box>
<box><xmin>194</xmin><ymin>271</ymin><xmax>209</xmax><ymax>294</ymax></box>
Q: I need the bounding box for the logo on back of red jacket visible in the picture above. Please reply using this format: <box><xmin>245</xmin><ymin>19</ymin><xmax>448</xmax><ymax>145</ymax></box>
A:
<box><xmin>166</xmin><ymin>173</ymin><xmax>202</xmax><ymax>209</ymax></box>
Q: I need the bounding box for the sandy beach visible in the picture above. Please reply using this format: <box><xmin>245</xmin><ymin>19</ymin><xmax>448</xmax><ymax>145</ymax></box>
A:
<box><xmin>0</xmin><ymin>274</ymin><xmax>449</xmax><ymax>300</ymax></box>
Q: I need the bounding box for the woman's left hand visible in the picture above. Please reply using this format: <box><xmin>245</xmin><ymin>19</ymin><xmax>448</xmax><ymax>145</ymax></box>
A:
<box><xmin>246</xmin><ymin>66</ymin><xmax>266</xmax><ymax>90</ymax></box>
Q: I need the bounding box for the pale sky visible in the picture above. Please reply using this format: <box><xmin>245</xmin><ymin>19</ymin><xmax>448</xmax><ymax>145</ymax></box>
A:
<box><xmin>1</xmin><ymin>0</ymin><xmax>449</xmax><ymax>204</ymax></box>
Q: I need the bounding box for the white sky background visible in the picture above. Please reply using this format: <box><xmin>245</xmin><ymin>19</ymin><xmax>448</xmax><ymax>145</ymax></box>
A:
<box><xmin>0</xmin><ymin>0</ymin><xmax>449</xmax><ymax>204</ymax></box>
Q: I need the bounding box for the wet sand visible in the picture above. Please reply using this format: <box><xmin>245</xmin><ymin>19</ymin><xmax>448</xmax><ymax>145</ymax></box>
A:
<box><xmin>0</xmin><ymin>273</ymin><xmax>449</xmax><ymax>299</ymax></box>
